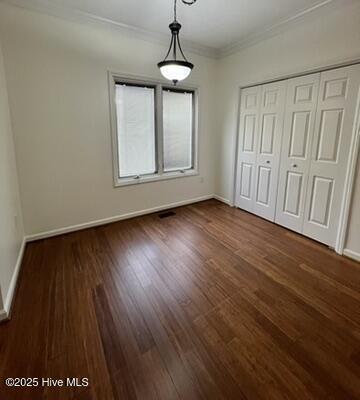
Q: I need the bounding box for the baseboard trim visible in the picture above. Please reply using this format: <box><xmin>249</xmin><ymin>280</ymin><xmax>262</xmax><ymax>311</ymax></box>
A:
<box><xmin>343</xmin><ymin>248</ymin><xmax>360</xmax><ymax>262</ymax></box>
<box><xmin>3</xmin><ymin>196</ymin><xmax>218</xmax><ymax>321</ymax></box>
<box><xmin>0</xmin><ymin>237</ymin><xmax>26</xmax><ymax>322</ymax></box>
<box><xmin>213</xmin><ymin>194</ymin><xmax>233</xmax><ymax>206</ymax></box>
<box><xmin>0</xmin><ymin>309</ymin><xmax>9</xmax><ymax>322</ymax></box>
<box><xmin>26</xmin><ymin>195</ymin><xmax>215</xmax><ymax>242</ymax></box>
<box><xmin>2</xmin><ymin>197</ymin><xmax>357</xmax><ymax>322</ymax></box>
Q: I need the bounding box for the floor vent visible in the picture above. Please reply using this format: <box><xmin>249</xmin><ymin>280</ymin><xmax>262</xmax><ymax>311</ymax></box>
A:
<box><xmin>158</xmin><ymin>211</ymin><xmax>176</xmax><ymax>219</ymax></box>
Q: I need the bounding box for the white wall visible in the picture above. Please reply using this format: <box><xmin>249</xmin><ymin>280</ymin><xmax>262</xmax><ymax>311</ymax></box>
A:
<box><xmin>0</xmin><ymin>3</ymin><xmax>217</xmax><ymax>236</ymax></box>
<box><xmin>0</xmin><ymin>37</ymin><xmax>24</xmax><ymax>315</ymax></box>
<box><xmin>0</xmin><ymin>1</ymin><xmax>359</xmax><ymax>257</ymax></box>
<box><xmin>215</xmin><ymin>1</ymin><xmax>360</xmax><ymax>255</ymax></box>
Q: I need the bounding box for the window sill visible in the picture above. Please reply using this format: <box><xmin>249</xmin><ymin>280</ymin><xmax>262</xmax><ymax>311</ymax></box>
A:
<box><xmin>114</xmin><ymin>169</ymin><xmax>199</xmax><ymax>187</ymax></box>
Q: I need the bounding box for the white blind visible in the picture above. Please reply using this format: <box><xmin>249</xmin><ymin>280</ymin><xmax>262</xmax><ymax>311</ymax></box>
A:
<box><xmin>116</xmin><ymin>84</ymin><xmax>156</xmax><ymax>177</ymax></box>
<box><xmin>163</xmin><ymin>90</ymin><xmax>193</xmax><ymax>172</ymax></box>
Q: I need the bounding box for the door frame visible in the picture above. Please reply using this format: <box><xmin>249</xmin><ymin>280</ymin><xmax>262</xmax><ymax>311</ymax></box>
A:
<box><xmin>233</xmin><ymin>57</ymin><xmax>360</xmax><ymax>255</ymax></box>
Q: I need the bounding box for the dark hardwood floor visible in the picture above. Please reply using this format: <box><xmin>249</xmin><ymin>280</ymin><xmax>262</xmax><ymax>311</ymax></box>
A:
<box><xmin>1</xmin><ymin>199</ymin><xmax>360</xmax><ymax>400</ymax></box>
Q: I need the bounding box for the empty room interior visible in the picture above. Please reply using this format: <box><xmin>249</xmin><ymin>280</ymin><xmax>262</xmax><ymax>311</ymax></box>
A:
<box><xmin>1</xmin><ymin>0</ymin><xmax>360</xmax><ymax>398</ymax></box>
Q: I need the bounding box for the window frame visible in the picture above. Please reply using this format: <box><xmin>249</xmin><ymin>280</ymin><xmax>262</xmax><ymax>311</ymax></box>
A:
<box><xmin>162</xmin><ymin>87</ymin><xmax>196</xmax><ymax>173</ymax></box>
<box><xmin>109</xmin><ymin>72</ymin><xmax>199</xmax><ymax>187</ymax></box>
<box><xmin>115</xmin><ymin>81</ymin><xmax>158</xmax><ymax>179</ymax></box>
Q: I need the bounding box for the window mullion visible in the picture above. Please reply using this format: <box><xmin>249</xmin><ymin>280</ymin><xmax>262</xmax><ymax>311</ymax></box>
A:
<box><xmin>156</xmin><ymin>84</ymin><xmax>164</xmax><ymax>175</ymax></box>
<box><xmin>191</xmin><ymin>90</ymin><xmax>197</xmax><ymax>170</ymax></box>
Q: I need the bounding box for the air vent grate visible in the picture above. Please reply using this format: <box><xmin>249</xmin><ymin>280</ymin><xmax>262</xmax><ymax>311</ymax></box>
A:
<box><xmin>158</xmin><ymin>211</ymin><xmax>176</xmax><ymax>219</ymax></box>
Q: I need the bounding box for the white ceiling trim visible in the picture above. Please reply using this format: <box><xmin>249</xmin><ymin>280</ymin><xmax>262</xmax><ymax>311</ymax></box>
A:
<box><xmin>0</xmin><ymin>0</ymin><xmax>218</xmax><ymax>58</ymax></box>
<box><xmin>219</xmin><ymin>0</ymin><xmax>343</xmax><ymax>58</ymax></box>
<box><xmin>0</xmin><ymin>0</ymin><xmax>345</xmax><ymax>59</ymax></box>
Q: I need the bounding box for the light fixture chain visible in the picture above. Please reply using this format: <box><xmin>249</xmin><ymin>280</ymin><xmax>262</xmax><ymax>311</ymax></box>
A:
<box><xmin>158</xmin><ymin>0</ymin><xmax>196</xmax><ymax>85</ymax></box>
<box><xmin>174</xmin><ymin>0</ymin><xmax>197</xmax><ymax>22</ymax></box>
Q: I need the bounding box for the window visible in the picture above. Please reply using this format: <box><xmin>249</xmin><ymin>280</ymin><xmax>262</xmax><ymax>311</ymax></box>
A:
<box><xmin>115</xmin><ymin>84</ymin><xmax>156</xmax><ymax>177</ymax></box>
<box><xmin>110</xmin><ymin>75</ymin><xmax>197</xmax><ymax>186</ymax></box>
<box><xmin>163</xmin><ymin>89</ymin><xmax>193</xmax><ymax>172</ymax></box>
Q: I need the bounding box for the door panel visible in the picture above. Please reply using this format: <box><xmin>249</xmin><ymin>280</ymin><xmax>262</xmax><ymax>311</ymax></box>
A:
<box><xmin>260</xmin><ymin>114</ymin><xmax>276</xmax><ymax>154</ymax></box>
<box><xmin>275</xmin><ymin>73</ymin><xmax>320</xmax><ymax>232</ymax></box>
<box><xmin>294</xmin><ymin>83</ymin><xmax>314</xmax><ymax>103</ymax></box>
<box><xmin>323</xmin><ymin>78</ymin><xmax>348</xmax><ymax>100</ymax></box>
<box><xmin>303</xmin><ymin>64</ymin><xmax>360</xmax><ymax>246</ymax></box>
<box><xmin>242</xmin><ymin>115</ymin><xmax>256</xmax><ymax>152</ymax></box>
<box><xmin>235</xmin><ymin>86</ymin><xmax>261</xmax><ymax>212</ymax></box>
<box><xmin>256</xmin><ymin>166</ymin><xmax>271</xmax><ymax>205</ymax></box>
<box><xmin>264</xmin><ymin>89</ymin><xmax>278</xmax><ymax>107</ymax></box>
<box><xmin>239</xmin><ymin>163</ymin><xmax>253</xmax><ymax>199</ymax></box>
<box><xmin>308</xmin><ymin>176</ymin><xmax>334</xmax><ymax>226</ymax></box>
<box><xmin>289</xmin><ymin>111</ymin><xmax>310</xmax><ymax>158</ymax></box>
<box><xmin>253</xmin><ymin>81</ymin><xmax>286</xmax><ymax>221</ymax></box>
<box><xmin>244</xmin><ymin>91</ymin><xmax>258</xmax><ymax>108</ymax></box>
<box><xmin>283</xmin><ymin>171</ymin><xmax>303</xmax><ymax>216</ymax></box>
<box><xmin>316</xmin><ymin>109</ymin><xmax>343</xmax><ymax>162</ymax></box>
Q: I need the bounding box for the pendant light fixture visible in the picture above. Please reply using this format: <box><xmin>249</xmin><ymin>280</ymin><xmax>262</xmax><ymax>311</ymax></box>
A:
<box><xmin>158</xmin><ymin>0</ymin><xmax>197</xmax><ymax>85</ymax></box>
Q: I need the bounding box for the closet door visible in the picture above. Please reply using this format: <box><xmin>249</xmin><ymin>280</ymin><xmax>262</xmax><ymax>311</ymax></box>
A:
<box><xmin>235</xmin><ymin>86</ymin><xmax>261</xmax><ymax>212</ymax></box>
<box><xmin>275</xmin><ymin>74</ymin><xmax>320</xmax><ymax>232</ymax></box>
<box><xmin>253</xmin><ymin>81</ymin><xmax>286</xmax><ymax>221</ymax></box>
<box><xmin>303</xmin><ymin>65</ymin><xmax>360</xmax><ymax>246</ymax></box>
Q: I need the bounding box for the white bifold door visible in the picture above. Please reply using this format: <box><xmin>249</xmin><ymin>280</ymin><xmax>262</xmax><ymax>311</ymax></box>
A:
<box><xmin>236</xmin><ymin>81</ymin><xmax>286</xmax><ymax>221</ymax></box>
<box><xmin>302</xmin><ymin>65</ymin><xmax>360</xmax><ymax>246</ymax></box>
<box><xmin>236</xmin><ymin>86</ymin><xmax>261</xmax><ymax>213</ymax></box>
<box><xmin>236</xmin><ymin>64</ymin><xmax>360</xmax><ymax>248</ymax></box>
<box><xmin>275</xmin><ymin>73</ymin><xmax>320</xmax><ymax>232</ymax></box>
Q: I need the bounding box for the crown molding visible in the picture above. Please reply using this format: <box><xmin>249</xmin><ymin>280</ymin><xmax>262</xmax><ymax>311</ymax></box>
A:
<box><xmin>219</xmin><ymin>0</ymin><xmax>347</xmax><ymax>58</ymax></box>
<box><xmin>0</xmin><ymin>0</ymin><xmax>219</xmax><ymax>58</ymax></box>
<box><xmin>0</xmin><ymin>0</ymin><xmax>352</xmax><ymax>60</ymax></box>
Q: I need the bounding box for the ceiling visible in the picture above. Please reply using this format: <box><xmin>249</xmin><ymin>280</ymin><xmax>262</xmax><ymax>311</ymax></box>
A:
<box><xmin>2</xmin><ymin>0</ymin><xmax>343</xmax><ymax>56</ymax></box>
